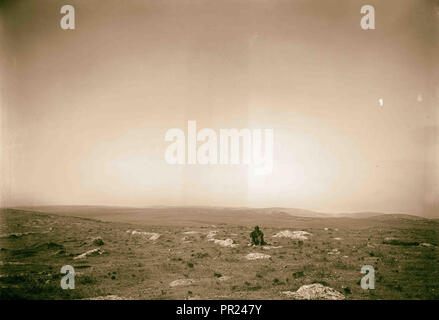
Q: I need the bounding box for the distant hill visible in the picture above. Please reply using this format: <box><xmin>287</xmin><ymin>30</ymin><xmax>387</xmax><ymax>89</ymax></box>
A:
<box><xmin>250</xmin><ymin>208</ymin><xmax>382</xmax><ymax>219</ymax></box>
<box><xmin>361</xmin><ymin>213</ymin><xmax>430</xmax><ymax>221</ymax></box>
<box><xmin>9</xmin><ymin>205</ymin><xmax>432</xmax><ymax>228</ymax></box>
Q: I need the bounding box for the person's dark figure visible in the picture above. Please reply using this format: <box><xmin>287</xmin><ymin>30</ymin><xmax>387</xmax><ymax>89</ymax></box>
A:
<box><xmin>250</xmin><ymin>226</ymin><xmax>266</xmax><ymax>246</ymax></box>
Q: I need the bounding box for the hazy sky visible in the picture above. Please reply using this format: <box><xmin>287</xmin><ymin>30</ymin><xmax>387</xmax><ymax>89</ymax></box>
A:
<box><xmin>1</xmin><ymin>0</ymin><xmax>438</xmax><ymax>216</ymax></box>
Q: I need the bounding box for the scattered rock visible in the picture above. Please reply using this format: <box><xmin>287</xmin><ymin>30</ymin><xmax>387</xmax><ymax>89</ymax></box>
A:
<box><xmin>328</xmin><ymin>248</ymin><xmax>340</xmax><ymax>255</ymax></box>
<box><xmin>245</xmin><ymin>253</ymin><xmax>271</xmax><ymax>260</ymax></box>
<box><xmin>333</xmin><ymin>237</ymin><xmax>342</xmax><ymax>241</ymax></box>
<box><xmin>262</xmin><ymin>245</ymin><xmax>283</xmax><ymax>250</ymax></box>
<box><xmin>419</xmin><ymin>243</ymin><xmax>433</xmax><ymax>247</ymax></box>
<box><xmin>129</xmin><ymin>230</ymin><xmax>160</xmax><ymax>241</ymax></box>
<box><xmin>181</xmin><ymin>236</ymin><xmax>192</xmax><ymax>244</ymax></box>
<box><xmin>205</xmin><ymin>231</ymin><xmax>237</xmax><ymax>247</ymax></box>
<box><xmin>213</xmin><ymin>238</ymin><xmax>237</xmax><ymax>248</ymax></box>
<box><xmin>169</xmin><ymin>279</ymin><xmax>195</xmax><ymax>287</ymax></box>
<box><xmin>149</xmin><ymin>233</ymin><xmax>160</xmax><ymax>241</ymax></box>
<box><xmin>272</xmin><ymin>230</ymin><xmax>311</xmax><ymax>240</ymax></box>
<box><xmin>182</xmin><ymin>231</ymin><xmax>200</xmax><ymax>235</ymax></box>
<box><xmin>92</xmin><ymin>237</ymin><xmax>104</xmax><ymax>246</ymax></box>
<box><xmin>282</xmin><ymin>283</ymin><xmax>345</xmax><ymax>300</ymax></box>
<box><xmin>217</xmin><ymin>276</ymin><xmax>231</xmax><ymax>282</ymax></box>
<box><xmin>206</xmin><ymin>231</ymin><xmax>218</xmax><ymax>240</ymax></box>
<box><xmin>74</xmin><ymin>248</ymin><xmax>104</xmax><ymax>260</ymax></box>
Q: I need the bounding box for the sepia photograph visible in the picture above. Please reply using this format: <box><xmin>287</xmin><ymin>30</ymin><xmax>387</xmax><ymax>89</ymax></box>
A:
<box><xmin>0</xmin><ymin>0</ymin><xmax>438</xmax><ymax>306</ymax></box>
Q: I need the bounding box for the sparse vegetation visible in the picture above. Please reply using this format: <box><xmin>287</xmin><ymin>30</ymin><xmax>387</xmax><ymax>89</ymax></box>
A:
<box><xmin>92</xmin><ymin>237</ymin><xmax>104</xmax><ymax>246</ymax></box>
<box><xmin>1</xmin><ymin>208</ymin><xmax>438</xmax><ymax>300</ymax></box>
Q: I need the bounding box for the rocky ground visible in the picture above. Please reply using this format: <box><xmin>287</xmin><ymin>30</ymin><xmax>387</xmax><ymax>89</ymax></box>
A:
<box><xmin>0</xmin><ymin>208</ymin><xmax>438</xmax><ymax>300</ymax></box>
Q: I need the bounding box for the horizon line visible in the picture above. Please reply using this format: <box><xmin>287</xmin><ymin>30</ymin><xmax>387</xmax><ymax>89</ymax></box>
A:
<box><xmin>3</xmin><ymin>204</ymin><xmax>432</xmax><ymax>218</ymax></box>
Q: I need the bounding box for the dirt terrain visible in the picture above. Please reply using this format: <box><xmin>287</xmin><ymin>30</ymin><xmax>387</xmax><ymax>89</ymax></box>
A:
<box><xmin>0</xmin><ymin>207</ymin><xmax>438</xmax><ymax>300</ymax></box>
